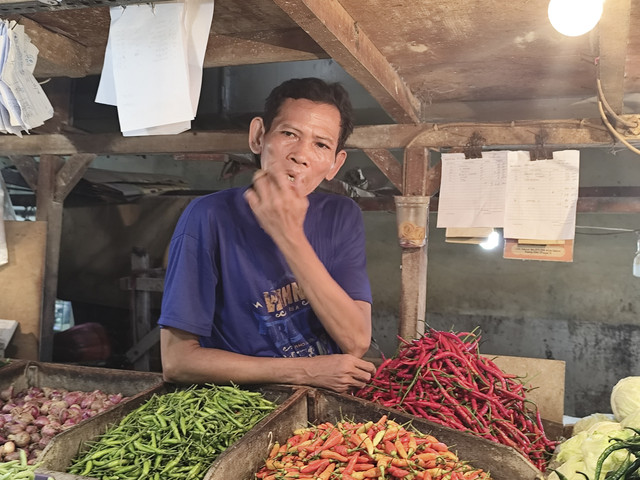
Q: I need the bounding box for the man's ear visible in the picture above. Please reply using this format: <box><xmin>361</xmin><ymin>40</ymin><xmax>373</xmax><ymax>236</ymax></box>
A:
<box><xmin>325</xmin><ymin>150</ymin><xmax>347</xmax><ymax>181</ymax></box>
<box><xmin>248</xmin><ymin>117</ymin><xmax>265</xmax><ymax>154</ymax></box>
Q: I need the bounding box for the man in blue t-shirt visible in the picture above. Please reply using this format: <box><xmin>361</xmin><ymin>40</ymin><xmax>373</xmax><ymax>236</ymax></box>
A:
<box><xmin>158</xmin><ymin>77</ymin><xmax>376</xmax><ymax>393</ymax></box>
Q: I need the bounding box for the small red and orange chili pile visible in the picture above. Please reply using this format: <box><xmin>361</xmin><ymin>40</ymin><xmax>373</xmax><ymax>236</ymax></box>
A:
<box><xmin>355</xmin><ymin>329</ymin><xmax>558</xmax><ymax>472</ymax></box>
<box><xmin>254</xmin><ymin>415</ymin><xmax>490</xmax><ymax>480</ymax></box>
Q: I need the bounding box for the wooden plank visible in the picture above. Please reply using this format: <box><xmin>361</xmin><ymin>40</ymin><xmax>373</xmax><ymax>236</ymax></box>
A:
<box><xmin>21</xmin><ymin>17</ymin><xmax>91</xmax><ymax>79</ymax></box>
<box><xmin>491</xmin><ymin>355</ymin><xmax>565</xmax><ymax>424</ymax></box>
<box><xmin>8</xmin><ymin>155</ymin><xmax>38</xmax><ymax>191</ymax></box>
<box><xmin>54</xmin><ymin>153</ymin><xmax>95</xmax><ymax>202</ymax></box>
<box><xmin>0</xmin><ymin>120</ymin><xmax>619</xmax><ymax>156</ymax></box>
<box><xmin>362</xmin><ymin>149</ymin><xmax>402</xmax><ymax>191</ymax></box>
<box><xmin>0</xmin><ymin>221</ymin><xmax>47</xmax><ymax>360</ymax></box>
<box><xmin>130</xmin><ymin>250</ymin><xmax>151</xmax><ymax>371</ymax></box>
<box><xmin>36</xmin><ymin>156</ymin><xmax>64</xmax><ymax>362</ymax></box>
<box><xmin>403</xmin><ymin>147</ymin><xmax>431</xmax><ymax>196</ymax></box>
<box><xmin>348</xmin><ymin>120</ymin><xmax>615</xmax><ymax>149</ymax></box>
<box><xmin>598</xmin><ymin>0</ymin><xmax>631</xmax><ymax>112</ymax></box>
<box><xmin>397</xmin><ymin>147</ymin><xmax>433</xmax><ymax>341</ymax></box>
<box><xmin>203</xmin><ymin>30</ymin><xmax>328</xmax><ymax>67</ymax></box>
<box><xmin>272</xmin><ymin>0</ymin><xmax>421</xmax><ymax>123</ymax></box>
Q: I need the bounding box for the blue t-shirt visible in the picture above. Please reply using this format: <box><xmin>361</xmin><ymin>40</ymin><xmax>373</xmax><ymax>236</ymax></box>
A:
<box><xmin>158</xmin><ymin>186</ymin><xmax>372</xmax><ymax>358</ymax></box>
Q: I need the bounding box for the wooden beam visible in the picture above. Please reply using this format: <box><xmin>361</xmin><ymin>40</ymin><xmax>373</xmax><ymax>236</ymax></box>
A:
<box><xmin>396</xmin><ymin>147</ymin><xmax>437</xmax><ymax>341</ymax></box>
<box><xmin>362</xmin><ymin>149</ymin><xmax>402</xmax><ymax>191</ymax></box>
<box><xmin>8</xmin><ymin>155</ymin><xmax>39</xmax><ymax>191</ymax></box>
<box><xmin>54</xmin><ymin>153</ymin><xmax>95</xmax><ymax>202</ymax></box>
<box><xmin>36</xmin><ymin>155</ymin><xmax>63</xmax><ymax>362</ymax></box>
<box><xmin>21</xmin><ymin>17</ymin><xmax>92</xmax><ymax>79</ymax></box>
<box><xmin>598</xmin><ymin>0</ymin><xmax>631</xmax><ymax>112</ymax></box>
<box><xmin>272</xmin><ymin>0</ymin><xmax>421</xmax><ymax>123</ymax></box>
<box><xmin>0</xmin><ymin>119</ymin><xmax>620</xmax><ymax>156</ymax></box>
<box><xmin>204</xmin><ymin>30</ymin><xmax>328</xmax><ymax>67</ymax></box>
<box><xmin>348</xmin><ymin>120</ymin><xmax>615</xmax><ymax>149</ymax></box>
<box><xmin>32</xmin><ymin>154</ymin><xmax>96</xmax><ymax>361</ymax></box>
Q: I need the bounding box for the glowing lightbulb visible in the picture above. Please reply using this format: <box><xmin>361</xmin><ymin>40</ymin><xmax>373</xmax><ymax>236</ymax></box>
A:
<box><xmin>548</xmin><ymin>0</ymin><xmax>604</xmax><ymax>37</ymax></box>
<box><xmin>480</xmin><ymin>230</ymin><xmax>501</xmax><ymax>250</ymax></box>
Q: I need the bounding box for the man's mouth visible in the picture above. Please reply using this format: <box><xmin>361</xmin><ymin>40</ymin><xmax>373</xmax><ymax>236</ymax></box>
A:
<box><xmin>287</xmin><ymin>174</ymin><xmax>295</xmax><ymax>183</ymax></box>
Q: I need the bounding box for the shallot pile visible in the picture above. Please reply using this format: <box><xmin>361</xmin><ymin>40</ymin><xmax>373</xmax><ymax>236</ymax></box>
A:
<box><xmin>0</xmin><ymin>385</ymin><xmax>127</xmax><ymax>464</ymax></box>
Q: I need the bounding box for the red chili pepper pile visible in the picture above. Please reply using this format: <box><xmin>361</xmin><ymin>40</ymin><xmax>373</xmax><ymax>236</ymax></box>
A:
<box><xmin>355</xmin><ymin>329</ymin><xmax>558</xmax><ymax>472</ymax></box>
<box><xmin>255</xmin><ymin>415</ymin><xmax>490</xmax><ymax>479</ymax></box>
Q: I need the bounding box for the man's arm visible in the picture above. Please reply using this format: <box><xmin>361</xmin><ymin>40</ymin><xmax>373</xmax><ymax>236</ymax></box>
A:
<box><xmin>245</xmin><ymin>172</ymin><xmax>372</xmax><ymax>357</ymax></box>
<box><xmin>160</xmin><ymin>327</ymin><xmax>376</xmax><ymax>393</ymax></box>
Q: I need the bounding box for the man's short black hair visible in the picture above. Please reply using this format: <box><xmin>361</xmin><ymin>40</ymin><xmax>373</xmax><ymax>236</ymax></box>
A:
<box><xmin>262</xmin><ymin>77</ymin><xmax>354</xmax><ymax>153</ymax></box>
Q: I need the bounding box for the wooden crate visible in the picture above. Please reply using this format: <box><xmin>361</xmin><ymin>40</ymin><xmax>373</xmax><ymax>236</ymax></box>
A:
<box><xmin>35</xmin><ymin>384</ymin><xmax>308</xmax><ymax>480</ymax></box>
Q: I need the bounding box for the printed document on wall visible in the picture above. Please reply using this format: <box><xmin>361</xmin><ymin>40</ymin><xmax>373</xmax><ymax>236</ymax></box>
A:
<box><xmin>503</xmin><ymin>150</ymin><xmax>580</xmax><ymax>240</ymax></box>
<box><xmin>437</xmin><ymin>151</ymin><xmax>527</xmax><ymax>228</ymax></box>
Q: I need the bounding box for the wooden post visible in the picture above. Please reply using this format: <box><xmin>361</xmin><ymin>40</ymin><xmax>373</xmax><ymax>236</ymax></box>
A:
<box><xmin>398</xmin><ymin>147</ymin><xmax>440</xmax><ymax>340</ymax></box>
<box><xmin>130</xmin><ymin>248</ymin><xmax>151</xmax><ymax>371</ymax></box>
<box><xmin>10</xmin><ymin>153</ymin><xmax>95</xmax><ymax>361</ymax></box>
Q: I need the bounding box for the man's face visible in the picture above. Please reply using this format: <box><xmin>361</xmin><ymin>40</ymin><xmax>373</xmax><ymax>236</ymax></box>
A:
<box><xmin>249</xmin><ymin>97</ymin><xmax>347</xmax><ymax>197</ymax></box>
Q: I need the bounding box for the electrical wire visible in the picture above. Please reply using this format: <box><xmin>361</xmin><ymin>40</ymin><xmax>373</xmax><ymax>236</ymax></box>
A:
<box><xmin>595</xmin><ymin>72</ymin><xmax>640</xmax><ymax>155</ymax></box>
<box><xmin>596</xmin><ymin>78</ymin><xmax>638</xmax><ymax>130</ymax></box>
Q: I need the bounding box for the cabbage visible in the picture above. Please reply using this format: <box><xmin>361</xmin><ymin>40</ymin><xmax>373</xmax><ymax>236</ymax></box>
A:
<box><xmin>581</xmin><ymin>429</ymin><xmax>634</xmax><ymax>480</ymax></box>
<box><xmin>621</xmin><ymin>408</ymin><xmax>640</xmax><ymax>429</ymax></box>
<box><xmin>573</xmin><ymin>413</ymin><xmax>615</xmax><ymax>435</ymax></box>
<box><xmin>548</xmin><ymin>458</ymin><xmax>588</xmax><ymax>480</ymax></box>
<box><xmin>585</xmin><ymin>420</ymin><xmax>624</xmax><ymax>436</ymax></box>
<box><xmin>556</xmin><ymin>431</ymin><xmax>588</xmax><ymax>463</ymax></box>
<box><xmin>611</xmin><ymin>376</ymin><xmax>640</xmax><ymax>422</ymax></box>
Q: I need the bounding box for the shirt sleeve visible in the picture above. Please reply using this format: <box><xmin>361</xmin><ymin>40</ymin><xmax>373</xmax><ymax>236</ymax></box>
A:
<box><xmin>158</xmin><ymin>200</ymin><xmax>218</xmax><ymax>337</ymax></box>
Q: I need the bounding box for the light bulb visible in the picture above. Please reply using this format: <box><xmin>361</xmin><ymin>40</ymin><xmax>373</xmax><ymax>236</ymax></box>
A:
<box><xmin>548</xmin><ymin>0</ymin><xmax>604</xmax><ymax>37</ymax></box>
<box><xmin>480</xmin><ymin>230</ymin><xmax>501</xmax><ymax>250</ymax></box>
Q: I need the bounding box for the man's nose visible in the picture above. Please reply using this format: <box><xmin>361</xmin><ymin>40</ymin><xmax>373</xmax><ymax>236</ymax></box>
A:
<box><xmin>289</xmin><ymin>142</ymin><xmax>310</xmax><ymax>166</ymax></box>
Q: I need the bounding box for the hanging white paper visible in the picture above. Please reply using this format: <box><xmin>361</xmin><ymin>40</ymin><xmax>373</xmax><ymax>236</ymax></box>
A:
<box><xmin>503</xmin><ymin>150</ymin><xmax>580</xmax><ymax>240</ymax></box>
<box><xmin>97</xmin><ymin>0</ymin><xmax>214</xmax><ymax>136</ymax></box>
<box><xmin>437</xmin><ymin>151</ymin><xmax>526</xmax><ymax>228</ymax></box>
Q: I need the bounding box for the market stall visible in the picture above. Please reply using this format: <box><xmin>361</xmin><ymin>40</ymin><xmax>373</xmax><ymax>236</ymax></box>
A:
<box><xmin>1</xmin><ymin>0</ymin><xmax>640</xmax><ymax>479</ymax></box>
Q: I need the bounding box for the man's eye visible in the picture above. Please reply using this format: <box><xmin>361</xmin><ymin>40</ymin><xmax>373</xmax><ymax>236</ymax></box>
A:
<box><xmin>282</xmin><ymin>130</ymin><xmax>295</xmax><ymax>137</ymax></box>
<box><xmin>317</xmin><ymin>142</ymin><xmax>330</xmax><ymax>149</ymax></box>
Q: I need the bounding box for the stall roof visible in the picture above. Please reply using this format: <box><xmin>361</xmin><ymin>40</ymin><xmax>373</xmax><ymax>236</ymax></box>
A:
<box><xmin>7</xmin><ymin>0</ymin><xmax>639</xmax><ymax>125</ymax></box>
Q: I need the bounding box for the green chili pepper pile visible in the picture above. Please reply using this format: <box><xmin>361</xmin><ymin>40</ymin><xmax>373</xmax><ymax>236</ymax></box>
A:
<box><xmin>68</xmin><ymin>384</ymin><xmax>277</xmax><ymax>480</ymax></box>
<box><xmin>0</xmin><ymin>449</ymin><xmax>52</xmax><ymax>480</ymax></box>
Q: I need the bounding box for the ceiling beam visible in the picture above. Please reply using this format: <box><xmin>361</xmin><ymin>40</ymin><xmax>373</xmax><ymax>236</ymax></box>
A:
<box><xmin>203</xmin><ymin>29</ymin><xmax>328</xmax><ymax>68</ymax></box>
<box><xmin>22</xmin><ymin>17</ymin><xmax>92</xmax><ymax>78</ymax></box>
<box><xmin>271</xmin><ymin>0</ymin><xmax>421</xmax><ymax>124</ymax></box>
<box><xmin>362</xmin><ymin>149</ymin><xmax>402</xmax><ymax>191</ymax></box>
<box><xmin>597</xmin><ymin>0</ymin><xmax>631</xmax><ymax>112</ymax></box>
<box><xmin>5</xmin><ymin>119</ymin><xmax>621</xmax><ymax>155</ymax></box>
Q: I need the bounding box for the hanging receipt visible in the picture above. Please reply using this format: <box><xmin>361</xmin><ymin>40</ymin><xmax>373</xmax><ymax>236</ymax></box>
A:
<box><xmin>503</xmin><ymin>150</ymin><xmax>580</xmax><ymax>240</ymax></box>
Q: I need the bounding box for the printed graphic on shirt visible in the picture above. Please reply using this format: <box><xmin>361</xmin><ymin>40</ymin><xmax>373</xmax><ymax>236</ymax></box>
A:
<box><xmin>255</xmin><ymin>280</ymin><xmax>337</xmax><ymax>357</ymax></box>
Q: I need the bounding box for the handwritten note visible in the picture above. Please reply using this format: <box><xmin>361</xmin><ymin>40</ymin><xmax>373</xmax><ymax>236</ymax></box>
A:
<box><xmin>0</xmin><ymin>21</ymin><xmax>53</xmax><ymax>136</ymax></box>
<box><xmin>437</xmin><ymin>151</ymin><xmax>527</xmax><ymax>228</ymax></box>
<box><xmin>503</xmin><ymin>150</ymin><xmax>580</xmax><ymax>240</ymax></box>
<box><xmin>97</xmin><ymin>0</ymin><xmax>215</xmax><ymax>136</ymax></box>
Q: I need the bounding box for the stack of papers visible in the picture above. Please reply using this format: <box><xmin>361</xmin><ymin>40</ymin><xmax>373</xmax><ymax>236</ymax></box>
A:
<box><xmin>0</xmin><ymin>20</ymin><xmax>54</xmax><ymax>137</ymax></box>
<box><xmin>437</xmin><ymin>150</ymin><xmax>580</xmax><ymax>241</ymax></box>
<box><xmin>96</xmin><ymin>0</ymin><xmax>215</xmax><ymax>136</ymax></box>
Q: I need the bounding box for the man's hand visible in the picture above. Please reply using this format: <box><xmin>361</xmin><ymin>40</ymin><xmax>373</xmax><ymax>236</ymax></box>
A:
<box><xmin>299</xmin><ymin>354</ymin><xmax>377</xmax><ymax>393</ymax></box>
<box><xmin>244</xmin><ymin>169</ymin><xmax>308</xmax><ymax>245</ymax></box>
